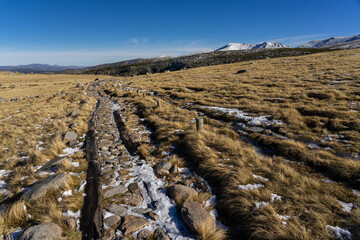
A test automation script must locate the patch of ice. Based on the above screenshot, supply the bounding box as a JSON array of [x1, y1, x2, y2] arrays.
[[327, 225, 352, 240], [63, 210, 81, 218], [271, 193, 283, 202], [201, 106, 283, 126], [238, 183, 264, 190], [70, 161, 80, 167], [339, 201, 354, 212], [59, 147, 79, 157], [77, 180, 86, 192], [125, 154, 193, 239], [322, 178, 336, 183], [353, 189, 360, 197], [253, 174, 269, 182], [57, 197, 62, 202], [62, 190, 72, 197], [254, 201, 269, 209]]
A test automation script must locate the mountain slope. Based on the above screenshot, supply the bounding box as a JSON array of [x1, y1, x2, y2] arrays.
[[299, 34, 360, 48]]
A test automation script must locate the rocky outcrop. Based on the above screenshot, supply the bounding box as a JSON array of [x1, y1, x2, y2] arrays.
[[21, 172, 70, 201], [63, 131, 78, 142]]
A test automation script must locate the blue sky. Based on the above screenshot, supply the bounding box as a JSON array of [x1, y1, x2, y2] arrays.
[[0, 0, 359, 66]]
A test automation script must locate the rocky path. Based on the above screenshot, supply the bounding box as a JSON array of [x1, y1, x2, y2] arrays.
[[81, 83, 219, 239]]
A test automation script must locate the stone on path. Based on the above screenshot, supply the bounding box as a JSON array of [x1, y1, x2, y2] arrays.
[[153, 228, 170, 240], [107, 204, 127, 216], [137, 229, 153, 240], [154, 161, 172, 175], [122, 193, 143, 206], [104, 215, 121, 228], [181, 202, 215, 234], [128, 182, 140, 194], [168, 184, 198, 204], [119, 215, 149, 235], [18, 223, 62, 240], [104, 185, 127, 198]]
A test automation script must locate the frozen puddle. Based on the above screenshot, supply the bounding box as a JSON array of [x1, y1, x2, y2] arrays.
[[124, 153, 193, 239], [201, 106, 283, 126]]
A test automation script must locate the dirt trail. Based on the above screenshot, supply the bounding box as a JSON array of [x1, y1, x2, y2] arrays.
[[80, 82, 220, 239]]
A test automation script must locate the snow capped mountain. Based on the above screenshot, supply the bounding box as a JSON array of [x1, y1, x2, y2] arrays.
[[215, 41, 288, 51], [299, 34, 360, 48]]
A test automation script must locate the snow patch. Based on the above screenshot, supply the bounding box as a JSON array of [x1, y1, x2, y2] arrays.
[[327, 225, 352, 240], [238, 183, 264, 190]]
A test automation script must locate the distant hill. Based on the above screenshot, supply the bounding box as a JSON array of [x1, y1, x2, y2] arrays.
[[299, 34, 360, 48], [79, 48, 333, 77], [0, 64, 84, 73]]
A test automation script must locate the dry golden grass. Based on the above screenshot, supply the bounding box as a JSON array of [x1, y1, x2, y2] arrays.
[[98, 48, 360, 239], [0, 73, 114, 237]]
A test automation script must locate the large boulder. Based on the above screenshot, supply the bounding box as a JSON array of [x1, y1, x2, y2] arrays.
[[119, 215, 149, 235], [168, 184, 198, 204], [181, 202, 215, 234], [22, 173, 70, 201], [17, 223, 62, 240], [104, 215, 121, 228]]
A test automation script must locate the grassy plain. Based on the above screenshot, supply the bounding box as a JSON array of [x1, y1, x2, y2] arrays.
[[101, 48, 360, 239]]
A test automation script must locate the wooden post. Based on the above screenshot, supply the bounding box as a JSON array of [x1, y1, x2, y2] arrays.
[[157, 100, 161, 108], [196, 117, 204, 132]]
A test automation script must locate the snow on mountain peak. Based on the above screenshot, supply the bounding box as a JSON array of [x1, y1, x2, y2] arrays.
[[215, 41, 288, 51]]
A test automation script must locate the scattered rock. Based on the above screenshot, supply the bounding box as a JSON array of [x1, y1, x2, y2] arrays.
[[119, 215, 149, 235], [76, 82, 84, 88], [104, 185, 127, 198], [63, 217, 77, 230], [153, 228, 170, 240], [101, 229, 115, 240], [122, 193, 143, 206], [69, 110, 81, 117], [154, 161, 172, 175], [131, 207, 151, 215], [181, 202, 215, 234], [168, 184, 198, 204], [137, 229, 153, 240], [128, 182, 140, 194], [147, 211, 159, 221], [68, 139, 77, 147], [107, 204, 127, 216], [104, 215, 121, 228], [0, 97, 6, 103], [22, 173, 70, 201], [105, 178, 116, 185], [63, 131, 78, 142], [18, 223, 62, 240], [236, 69, 247, 74]]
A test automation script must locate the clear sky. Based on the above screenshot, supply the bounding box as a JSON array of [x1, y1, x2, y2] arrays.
[[0, 0, 359, 66]]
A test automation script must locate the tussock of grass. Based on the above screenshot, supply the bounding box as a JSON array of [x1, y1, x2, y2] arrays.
[[196, 220, 227, 240]]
